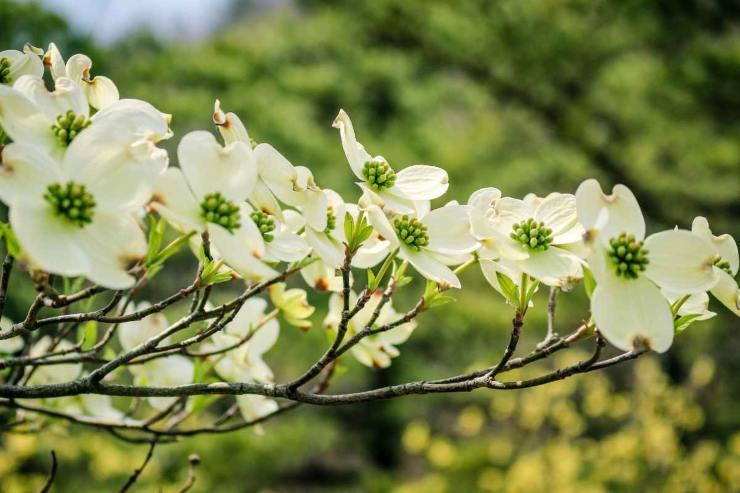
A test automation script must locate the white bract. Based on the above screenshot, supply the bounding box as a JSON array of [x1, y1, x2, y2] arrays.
[[324, 290, 416, 368], [118, 302, 172, 352], [202, 298, 280, 421], [0, 45, 43, 86], [269, 283, 315, 330], [0, 74, 168, 167], [134, 355, 195, 411], [576, 179, 718, 353], [333, 109, 448, 214], [44, 42, 119, 110], [367, 203, 478, 289], [0, 141, 152, 288], [691, 217, 739, 316], [469, 188, 585, 288]]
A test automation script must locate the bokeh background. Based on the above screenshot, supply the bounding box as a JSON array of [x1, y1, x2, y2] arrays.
[[1, 0, 739, 491]]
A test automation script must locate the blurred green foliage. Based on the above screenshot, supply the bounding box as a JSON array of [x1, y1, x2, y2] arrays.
[[1, 0, 739, 491]]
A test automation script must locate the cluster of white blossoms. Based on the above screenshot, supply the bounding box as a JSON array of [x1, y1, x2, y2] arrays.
[[0, 44, 737, 421]]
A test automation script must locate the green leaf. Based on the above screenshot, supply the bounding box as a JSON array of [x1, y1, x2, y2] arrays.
[[524, 279, 540, 306], [146, 227, 195, 279], [0, 223, 21, 257], [200, 258, 234, 286], [422, 280, 457, 309], [368, 248, 398, 291], [583, 267, 596, 299], [77, 321, 98, 350], [496, 272, 519, 307], [343, 211, 354, 246], [674, 313, 703, 334]]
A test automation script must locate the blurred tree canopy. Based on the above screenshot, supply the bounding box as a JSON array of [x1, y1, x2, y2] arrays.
[[1, 0, 738, 491]]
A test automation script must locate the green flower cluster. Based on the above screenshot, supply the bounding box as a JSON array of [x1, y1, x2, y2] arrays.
[[0, 57, 11, 84], [325, 205, 337, 232], [52, 110, 91, 146], [250, 210, 276, 242], [511, 218, 553, 251], [608, 233, 650, 279], [394, 215, 428, 251], [200, 192, 241, 232], [362, 159, 396, 192], [44, 181, 96, 227]]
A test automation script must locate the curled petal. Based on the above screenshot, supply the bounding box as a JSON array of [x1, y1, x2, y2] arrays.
[[213, 99, 250, 145], [333, 109, 372, 179]]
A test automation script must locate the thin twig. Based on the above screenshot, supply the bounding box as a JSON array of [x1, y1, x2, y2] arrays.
[[39, 450, 58, 493], [117, 441, 156, 493]]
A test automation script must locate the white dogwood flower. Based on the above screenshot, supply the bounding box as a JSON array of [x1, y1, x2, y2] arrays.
[[202, 298, 280, 421], [0, 142, 148, 288], [301, 189, 390, 270], [204, 298, 279, 384], [469, 188, 585, 288], [151, 130, 287, 281], [24, 336, 82, 385], [576, 179, 718, 353], [116, 305, 194, 410], [212, 100, 283, 219], [269, 283, 315, 330], [324, 290, 416, 368], [118, 302, 172, 352], [135, 355, 194, 411], [333, 109, 449, 214], [44, 42, 119, 110], [366, 203, 478, 289], [0, 45, 43, 85], [691, 216, 739, 316], [255, 142, 328, 231], [0, 76, 171, 190]]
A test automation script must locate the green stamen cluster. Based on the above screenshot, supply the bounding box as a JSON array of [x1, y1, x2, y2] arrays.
[[250, 210, 276, 242], [362, 159, 396, 192], [44, 182, 95, 227], [200, 192, 241, 232], [393, 215, 428, 251], [325, 205, 337, 232], [713, 255, 732, 275], [51, 110, 91, 146], [608, 233, 649, 279], [510, 218, 553, 251], [0, 57, 11, 84]]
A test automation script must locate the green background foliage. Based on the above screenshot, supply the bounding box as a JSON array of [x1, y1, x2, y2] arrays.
[[0, 0, 738, 491]]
